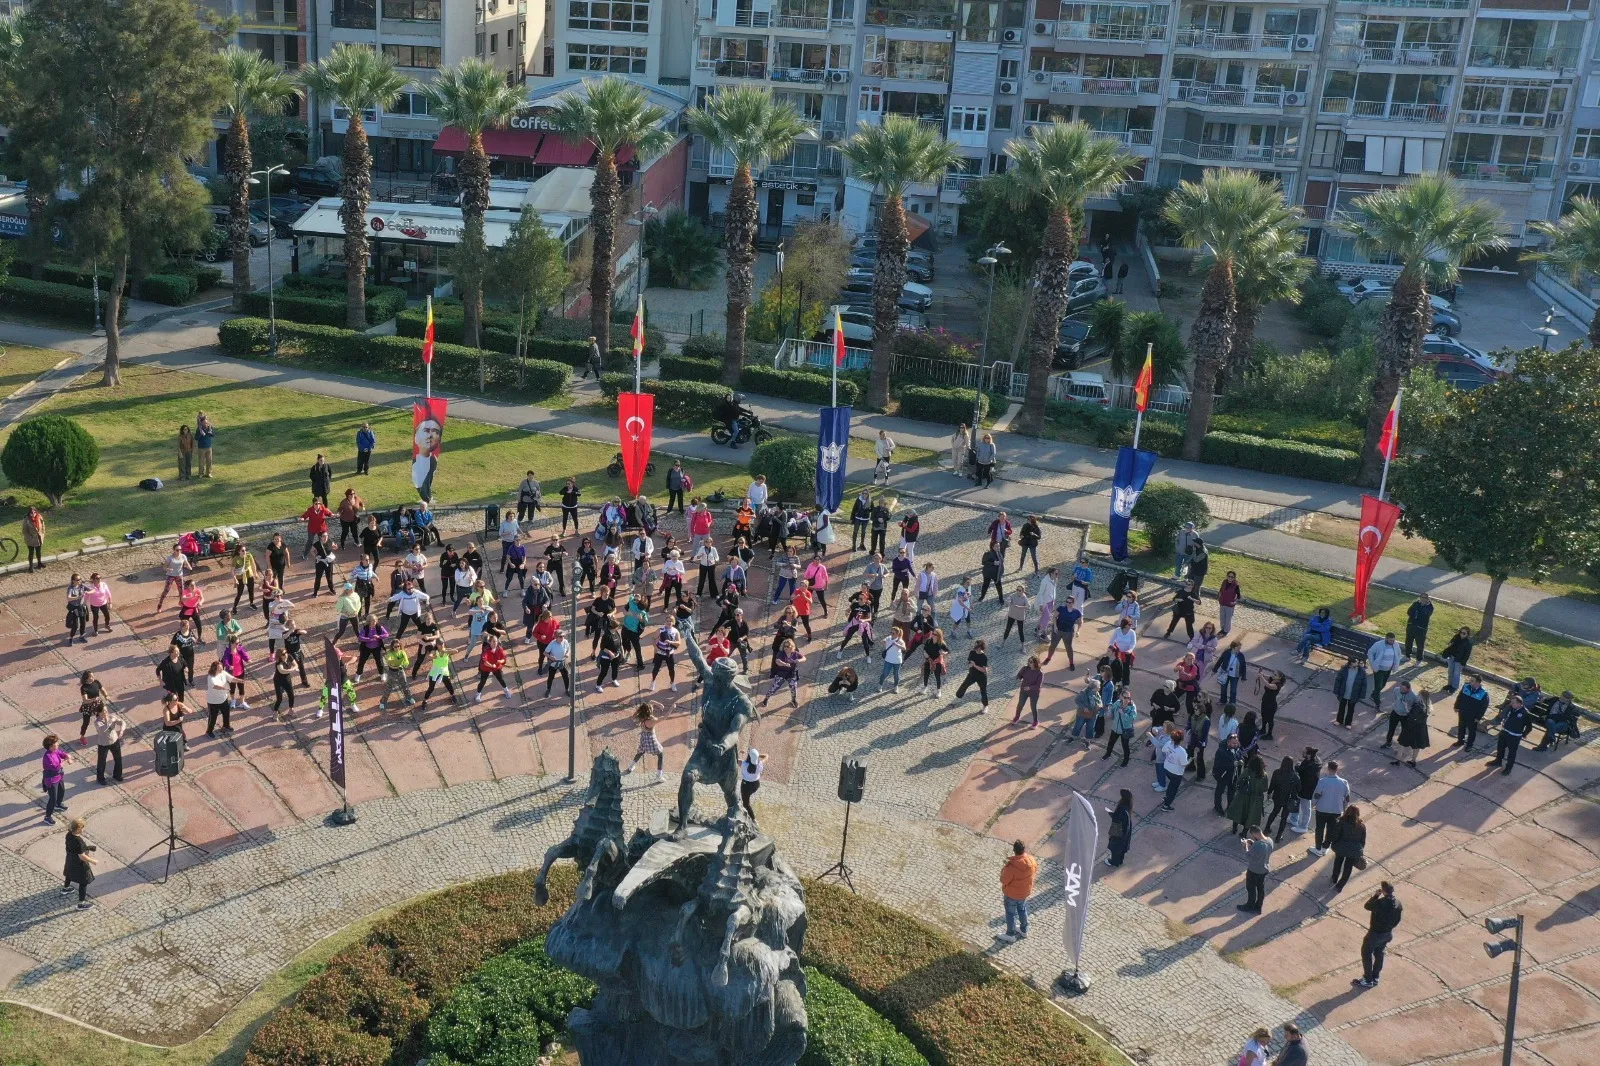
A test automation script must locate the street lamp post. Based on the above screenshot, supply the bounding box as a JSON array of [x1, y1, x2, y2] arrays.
[[971, 243, 1010, 437], [90, 261, 104, 338], [250, 164, 290, 358], [625, 199, 658, 308], [567, 558, 582, 782], [775, 246, 786, 341], [1529, 306, 1559, 351], [1484, 915, 1525, 1066]]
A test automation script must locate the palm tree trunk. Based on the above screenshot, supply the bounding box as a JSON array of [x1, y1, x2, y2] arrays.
[[1181, 260, 1236, 460], [227, 112, 253, 313], [868, 193, 908, 410], [1227, 298, 1262, 386], [459, 133, 491, 349], [339, 114, 372, 331], [102, 253, 127, 387], [721, 162, 757, 387], [589, 151, 620, 353], [1013, 207, 1074, 436], [1358, 272, 1429, 485]]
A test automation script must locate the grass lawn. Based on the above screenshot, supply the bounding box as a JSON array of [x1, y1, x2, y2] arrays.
[[1091, 525, 1600, 705], [218, 349, 577, 410], [0, 364, 752, 551], [0, 344, 71, 401], [0, 905, 392, 1066]]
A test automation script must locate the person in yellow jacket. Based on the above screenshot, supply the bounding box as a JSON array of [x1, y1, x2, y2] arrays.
[[999, 840, 1038, 942], [379, 641, 415, 710], [419, 647, 458, 711], [316, 675, 359, 721]]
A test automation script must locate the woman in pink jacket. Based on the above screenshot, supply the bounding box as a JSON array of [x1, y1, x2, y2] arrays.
[[803, 555, 830, 617], [221, 635, 251, 710]]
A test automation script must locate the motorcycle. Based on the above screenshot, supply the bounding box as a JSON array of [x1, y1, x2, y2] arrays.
[[710, 413, 773, 446]]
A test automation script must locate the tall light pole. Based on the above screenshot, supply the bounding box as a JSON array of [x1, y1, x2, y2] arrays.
[[250, 164, 290, 358], [567, 558, 582, 782], [1484, 915, 1524, 1066], [625, 198, 658, 308], [775, 245, 786, 341], [971, 242, 1010, 435], [1529, 306, 1558, 351]]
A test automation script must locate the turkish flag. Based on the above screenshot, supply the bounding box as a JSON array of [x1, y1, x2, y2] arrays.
[[1353, 493, 1402, 623], [1377, 392, 1401, 461], [422, 297, 435, 366], [617, 391, 655, 497]]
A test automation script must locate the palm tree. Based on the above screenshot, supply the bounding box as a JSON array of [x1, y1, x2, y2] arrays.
[[548, 76, 671, 352], [1340, 175, 1503, 483], [299, 45, 407, 330], [221, 46, 300, 312], [1526, 196, 1600, 348], [421, 59, 525, 349], [686, 86, 810, 386], [1164, 169, 1301, 460], [998, 122, 1132, 434], [1227, 224, 1311, 383], [842, 117, 961, 409]]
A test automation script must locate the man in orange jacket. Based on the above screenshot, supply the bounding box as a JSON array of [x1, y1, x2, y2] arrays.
[[999, 839, 1037, 942]]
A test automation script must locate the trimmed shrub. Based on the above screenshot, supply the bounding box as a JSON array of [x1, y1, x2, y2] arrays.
[[741, 364, 861, 407], [244, 283, 408, 326], [1209, 411, 1361, 451], [598, 374, 731, 428], [681, 332, 725, 362], [1201, 430, 1361, 483], [802, 967, 929, 1066], [897, 384, 987, 425], [1130, 481, 1210, 555], [659, 353, 723, 383], [1, 415, 100, 507], [136, 273, 197, 306], [423, 937, 595, 1066], [534, 313, 590, 341], [1136, 419, 1185, 459], [0, 276, 124, 328], [7, 261, 130, 294], [748, 435, 816, 502]]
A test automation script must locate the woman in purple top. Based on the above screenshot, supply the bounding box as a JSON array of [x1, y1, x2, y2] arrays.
[[41, 734, 67, 824], [1014, 655, 1045, 728], [889, 548, 914, 598], [354, 616, 390, 681], [763, 638, 806, 707]]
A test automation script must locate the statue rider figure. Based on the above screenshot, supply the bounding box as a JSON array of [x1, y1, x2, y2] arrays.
[[675, 625, 760, 837]]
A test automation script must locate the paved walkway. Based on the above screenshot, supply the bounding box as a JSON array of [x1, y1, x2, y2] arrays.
[[0, 499, 1595, 1066]]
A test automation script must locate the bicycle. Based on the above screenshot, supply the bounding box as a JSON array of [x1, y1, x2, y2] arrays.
[[0, 536, 17, 564]]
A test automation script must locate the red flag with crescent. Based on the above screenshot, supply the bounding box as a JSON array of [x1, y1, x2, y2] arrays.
[[617, 391, 655, 496], [1353, 493, 1402, 622], [1377, 391, 1401, 461]]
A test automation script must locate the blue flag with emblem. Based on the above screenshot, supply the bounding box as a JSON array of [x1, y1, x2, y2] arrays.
[[1109, 445, 1159, 562], [815, 406, 852, 512]]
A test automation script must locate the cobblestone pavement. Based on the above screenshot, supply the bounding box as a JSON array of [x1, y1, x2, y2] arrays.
[[0, 498, 1595, 1066]]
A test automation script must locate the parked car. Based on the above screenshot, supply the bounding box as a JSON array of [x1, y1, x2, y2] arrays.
[[1054, 316, 1107, 369], [1057, 370, 1111, 406], [1421, 334, 1499, 389], [850, 251, 932, 282], [288, 164, 341, 198], [828, 305, 926, 333], [1339, 277, 1455, 313], [1066, 275, 1107, 314], [1069, 259, 1100, 283], [1430, 306, 1462, 337], [249, 195, 310, 238], [841, 274, 933, 311], [205, 205, 269, 248], [818, 318, 874, 346]]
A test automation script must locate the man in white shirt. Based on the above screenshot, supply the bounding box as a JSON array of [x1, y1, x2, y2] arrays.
[[873, 430, 897, 485], [1367, 633, 1401, 708], [387, 580, 430, 638], [1307, 760, 1351, 857], [747, 475, 769, 512]]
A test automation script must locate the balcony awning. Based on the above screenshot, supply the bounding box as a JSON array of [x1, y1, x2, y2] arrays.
[[433, 127, 544, 160], [906, 209, 933, 249], [537, 136, 597, 167]]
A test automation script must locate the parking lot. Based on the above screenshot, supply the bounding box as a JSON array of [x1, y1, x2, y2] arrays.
[[1445, 269, 1587, 355]]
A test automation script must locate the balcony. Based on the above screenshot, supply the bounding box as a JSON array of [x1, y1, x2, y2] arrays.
[[734, 9, 771, 27], [1319, 97, 1450, 121], [1337, 0, 1468, 7], [1087, 127, 1156, 151], [770, 66, 851, 86], [941, 172, 980, 202], [696, 58, 769, 79], [865, 8, 956, 30], [1174, 29, 1293, 54], [1056, 21, 1165, 44], [1162, 138, 1301, 165], [1331, 44, 1458, 66], [1045, 73, 1162, 99], [1170, 81, 1297, 111], [1447, 160, 1553, 182], [1466, 45, 1580, 72], [1456, 109, 1562, 129], [864, 60, 951, 82]]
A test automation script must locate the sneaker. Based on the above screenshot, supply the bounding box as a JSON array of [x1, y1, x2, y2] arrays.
[[1151, 781, 1164, 791], [1161, 803, 1174, 811], [77, 901, 93, 910], [997, 932, 1017, 943], [935, 687, 944, 698], [656, 770, 665, 782], [1355, 978, 1376, 988], [1308, 847, 1325, 857], [60, 885, 74, 895], [43, 816, 55, 825], [475, 692, 485, 703], [980, 704, 988, 714], [239, 701, 250, 710]]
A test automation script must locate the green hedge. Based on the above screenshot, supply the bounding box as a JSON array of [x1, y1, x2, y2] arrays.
[[245, 282, 408, 326], [0, 276, 124, 328], [423, 936, 595, 1066], [659, 353, 723, 383], [681, 333, 724, 361], [803, 967, 929, 1066], [137, 273, 197, 306], [742, 364, 861, 407], [219, 318, 570, 402], [6, 260, 130, 294], [1201, 430, 1361, 483], [749, 435, 815, 502], [599, 374, 731, 428], [1131, 481, 1211, 555], [1209, 411, 1362, 451], [396, 308, 655, 370], [898, 385, 988, 425]]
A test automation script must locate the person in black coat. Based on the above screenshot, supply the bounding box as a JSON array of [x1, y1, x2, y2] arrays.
[[1164, 582, 1197, 640], [978, 546, 1004, 602], [1333, 658, 1368, 728], [1212, 736, 1240, 815], [1357, 882, 1403, 987], [1149, 679, 1181, 734], [1266, 756, 1298, 841], [1452, 675, 1490, 753], [1440, 626, 1472, 693], [1403, 593, 1433, 661], [308, 454, 333, 505], [1329, 805, 1367, 892], [1106, 788, 1134, 866], [63, 817, 97, 908], [1292, 748, 1321, 834]]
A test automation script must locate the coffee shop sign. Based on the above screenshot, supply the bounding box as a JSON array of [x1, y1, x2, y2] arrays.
[[509, 110, 561, 131], [370, 214, 464, 241]]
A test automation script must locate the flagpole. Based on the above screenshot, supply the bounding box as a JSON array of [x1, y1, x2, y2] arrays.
[[634, 294, 644, 394], [1377, 386, 1402, 502], [831, 345, 838, 408], [1131, 342, 1151, 449], [424, 296, 432, 399]]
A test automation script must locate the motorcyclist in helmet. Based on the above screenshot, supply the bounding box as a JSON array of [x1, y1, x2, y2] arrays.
[[714, 392, 757, 449]]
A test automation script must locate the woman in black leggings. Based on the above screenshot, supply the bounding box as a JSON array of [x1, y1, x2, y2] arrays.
[[954, 639, 989, 712]]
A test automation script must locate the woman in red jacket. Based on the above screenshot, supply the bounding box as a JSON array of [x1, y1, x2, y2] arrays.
[[475, 635, 511, 701]]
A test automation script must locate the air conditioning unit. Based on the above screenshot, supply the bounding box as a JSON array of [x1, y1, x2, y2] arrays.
[[1025, 123, 1040, 137], [1284, 91, 1306, 107], [1002, 28, 1021, 43], [823, 129, 840, 142], [1032, 71, 1048, 83], [1570, 159, 1588, 174], [829, 69, 849, 83], [999, 79, 1017, 95], [1293, 33, 1318, 52], [1034, 21, 1050, 35]]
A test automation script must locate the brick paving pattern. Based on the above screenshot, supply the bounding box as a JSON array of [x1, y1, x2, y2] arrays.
[[0, 496, 1595, 1066]]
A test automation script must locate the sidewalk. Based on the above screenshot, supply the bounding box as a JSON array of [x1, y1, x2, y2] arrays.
[[4, 311, 1599, 643]]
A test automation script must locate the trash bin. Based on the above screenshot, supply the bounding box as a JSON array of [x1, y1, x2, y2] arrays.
[[483, 504, 500, 536]]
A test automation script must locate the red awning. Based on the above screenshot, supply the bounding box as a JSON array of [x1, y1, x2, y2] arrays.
[[536, 136, 596, 167], [433, 127, 543, 159], [614, 145, 636, 167]]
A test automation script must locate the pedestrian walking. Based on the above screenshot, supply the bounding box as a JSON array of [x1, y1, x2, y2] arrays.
[[1238, 826, 1273, 914], [1272, 1025, 1307, 1066], [954, 638, 991, 713], [1381, 681, 1421, 748], [1487, 696, 1531, 775], [308, 453, 334, 506], [1307, 760, 1350, 856], [1441, 627, 1472, 693], [738, 748, 765, 819], [40, 734, 67, 823], [1106, 788, 1134, 865], [1102, 690, 1138, 763], [973, 433, 998, 487], [1237, 1028, 1272, 1066], [355, 422, 376, 474], [1175, 521, 1199, 579], [1258, 669, 1286, 739], [1366, 633, 1401, 706], [1289, 747, 1321, 834], [63, 817, 98, 909], [1115, 261, 1128, 293], [873, 429, 896, 485], [1217, 571, 1241, 634], [1355, 882, 1402, 988], [1265, 755, 1296, 841], [1329, 805, 1368, 892], [584, 336, 605, 379], [1227, 753, 1268, 836], [1452, 674, 1489, 752], [1044, 597, 1081, 668], [1108, 617, 1137, 686], [998, 840, 1036, 942], [155, 546, 191, 613], [1393, 688, 1432, 768], [177, 424, 194, 480], [1333, 656, 1368, 728], [1158, 727, 1189, 810], [1403, 593, 1433, 660], [665, 460, 686, 514], [22, 506, 46, 571], [1002, 586, 1030, 646], [1212, 735, 1240, 815], [950, 423, 972, 477]]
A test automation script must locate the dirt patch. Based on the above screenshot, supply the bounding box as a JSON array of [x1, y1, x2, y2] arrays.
[[1158, 281, 1319, 354]]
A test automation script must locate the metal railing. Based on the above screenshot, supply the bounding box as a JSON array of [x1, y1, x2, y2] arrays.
[[1174, 29, 1292, 51], [1456, 110, 1562, 129], [734, 9, 771, 26], [1446, 160, 1554, 182], [942, 173, 980, 193], [865, 8, 956, 30], [1333, 44, 1458, 66], [1057, 20, 1165, 43], [1170, 81, 1290, 109], [1049, 74, 1162, 96], [864, 60, 952, 81], [1319, 97, 1449, 121], [1082, 127, 1156, 147], [696, 58, 769, 79], [771, 66, 849, 84], [773, 11, 830, 31], [776, 337, 873, 372], [1467, 45, 1580, 71], [1162, 138, 1300, 163], [1344, 0, 1468, 7]]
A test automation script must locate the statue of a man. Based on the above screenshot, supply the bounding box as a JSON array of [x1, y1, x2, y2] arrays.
[[675, 625, 760, 837]]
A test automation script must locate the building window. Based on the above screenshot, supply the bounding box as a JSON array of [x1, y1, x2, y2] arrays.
[[696, 36, 767, 79], [999, 58, 1019, 80], [491, 33, 499, 52], [950, 105, 989, 132], [382, 0, 440, 18], [1574, 129, 1600, 160], [994, 103, 1013, 130], [333, 0, 376, 28], [568, 42, 649, 74], [387, 91, 431, 116], [383, 44, 441, 68], [796, 192, 816, 206], [333, 104, 380, 123], [568, 0, 650, 32]]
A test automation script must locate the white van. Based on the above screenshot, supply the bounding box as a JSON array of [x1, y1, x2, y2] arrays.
[[1058, 371, 1110, 406]]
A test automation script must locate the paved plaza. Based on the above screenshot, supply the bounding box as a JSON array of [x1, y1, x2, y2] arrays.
[[0, 497, 1596, 1066]]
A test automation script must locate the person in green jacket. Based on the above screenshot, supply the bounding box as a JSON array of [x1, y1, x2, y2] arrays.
[[419, 646, 458, 711], [379, 641, 414, 710], [1226, 752, 1269, 836], [316, 675, 359, 720]]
